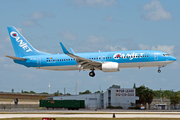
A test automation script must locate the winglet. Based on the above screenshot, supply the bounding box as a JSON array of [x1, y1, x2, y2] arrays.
[[59, 42, 71, 54], [69, 48, 75, 54]]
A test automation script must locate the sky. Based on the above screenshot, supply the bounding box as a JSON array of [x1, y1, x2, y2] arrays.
[[0, 0, 180, 94]]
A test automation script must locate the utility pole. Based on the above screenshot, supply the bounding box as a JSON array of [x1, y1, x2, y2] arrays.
[[49, 83, 50, 94], [75, 79, 78, 95], [160, 88, 162, 104], [64, 88, 66, 95]]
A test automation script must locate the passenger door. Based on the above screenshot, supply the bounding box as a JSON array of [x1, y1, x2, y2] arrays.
[[37, 58, 41, 66], [154, 54, 158, 60]]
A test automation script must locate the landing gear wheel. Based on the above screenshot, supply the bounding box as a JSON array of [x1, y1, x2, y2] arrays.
[[89, 71, 95, 77], [158, 70, 161, 73]]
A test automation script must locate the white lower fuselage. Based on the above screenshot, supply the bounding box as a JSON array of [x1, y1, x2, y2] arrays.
[[38, 61, 173, 71]]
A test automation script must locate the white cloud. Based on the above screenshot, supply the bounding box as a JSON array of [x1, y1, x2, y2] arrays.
[[59, 30, 78, 41], [22, 11, 53, 27], [151, 45, 174, 55], [77, 35, 108, 52], [31, 11, 53, 20], [86, 35, 106, 43], [5, 37, 10, 42], [139, 44, 150, 50], [0, 57, 5, 63], [139, 44, 174, 55], [0, 45, 3, 49], [3, 64, 17, 70], [141, 0, 172, 21], [21, 74, 37, 81], [105, 15, 115, 21], [16, 28, 22, 33], [22, 20, 38, 27], [74, 0, 117, 7], [107, 45, 128, 51]]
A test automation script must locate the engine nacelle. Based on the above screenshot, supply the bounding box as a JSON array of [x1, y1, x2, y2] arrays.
[[102, 62, 119, 72]]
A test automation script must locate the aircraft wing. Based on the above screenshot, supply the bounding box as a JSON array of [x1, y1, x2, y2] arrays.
[[60, 42, 102, 70]]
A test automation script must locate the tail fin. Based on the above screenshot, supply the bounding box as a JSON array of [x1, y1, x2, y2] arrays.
[[7, 26, 49, 57]]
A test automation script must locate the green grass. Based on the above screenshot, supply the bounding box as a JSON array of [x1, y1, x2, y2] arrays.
[[1, 112, 180, 115], [1, 118, 180, 120]]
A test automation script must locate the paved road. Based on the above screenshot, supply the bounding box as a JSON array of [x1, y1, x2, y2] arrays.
[[1, 109, 180, 118], [1, 109, 180, 113], [1, 113, 180, 118]]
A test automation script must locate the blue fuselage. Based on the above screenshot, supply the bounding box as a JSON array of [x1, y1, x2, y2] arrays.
[[14, 50, 176, 71]]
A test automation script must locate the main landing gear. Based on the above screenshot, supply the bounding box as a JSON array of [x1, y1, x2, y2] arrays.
[[89, 69, 95, 77], [158, 67, 161, 73]]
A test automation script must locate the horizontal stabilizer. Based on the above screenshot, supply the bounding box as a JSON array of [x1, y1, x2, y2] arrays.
[[5, 55, 27, 61]]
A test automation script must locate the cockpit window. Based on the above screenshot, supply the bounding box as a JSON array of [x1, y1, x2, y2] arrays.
[[163, 54, 169, 56]]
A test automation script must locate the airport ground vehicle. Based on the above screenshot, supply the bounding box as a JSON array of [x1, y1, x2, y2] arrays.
[[39, 100, 85, 110]]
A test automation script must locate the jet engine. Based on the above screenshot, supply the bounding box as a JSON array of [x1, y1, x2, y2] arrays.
[[102, 62, 119, 72]]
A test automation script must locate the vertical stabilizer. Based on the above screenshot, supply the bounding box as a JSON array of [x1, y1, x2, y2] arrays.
[[7, 26, 49, 57]]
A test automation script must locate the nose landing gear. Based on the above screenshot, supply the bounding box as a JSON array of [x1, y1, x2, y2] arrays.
[[89, 69, 95, 77]]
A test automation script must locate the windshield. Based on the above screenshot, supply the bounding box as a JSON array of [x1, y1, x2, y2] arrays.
[[163, 54, 169, 56]]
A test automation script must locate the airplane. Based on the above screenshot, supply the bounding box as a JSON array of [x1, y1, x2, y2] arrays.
[[6, 26, 176, 77]]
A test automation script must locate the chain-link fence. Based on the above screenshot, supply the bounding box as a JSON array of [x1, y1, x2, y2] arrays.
[[0, 104, 39, 109]]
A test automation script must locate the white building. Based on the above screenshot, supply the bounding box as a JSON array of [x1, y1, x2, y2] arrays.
[[48, 85, 139, 109]]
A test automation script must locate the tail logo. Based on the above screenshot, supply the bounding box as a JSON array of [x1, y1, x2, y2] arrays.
[[10, 31, 32, 52]]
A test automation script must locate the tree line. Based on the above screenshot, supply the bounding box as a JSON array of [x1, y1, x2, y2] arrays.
[[134, 84, 180, 106]]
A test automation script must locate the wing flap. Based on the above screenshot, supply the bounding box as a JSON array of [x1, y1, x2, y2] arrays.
[[60, 42, 102, 70]]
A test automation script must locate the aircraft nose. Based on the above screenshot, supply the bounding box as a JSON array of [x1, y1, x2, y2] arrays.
[[169, 56, 177, 61]]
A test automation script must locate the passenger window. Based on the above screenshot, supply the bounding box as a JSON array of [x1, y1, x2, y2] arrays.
[[147, 55, 149, 57]]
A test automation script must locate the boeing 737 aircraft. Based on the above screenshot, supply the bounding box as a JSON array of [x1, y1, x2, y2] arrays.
[[6, 26, 176, 77]]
